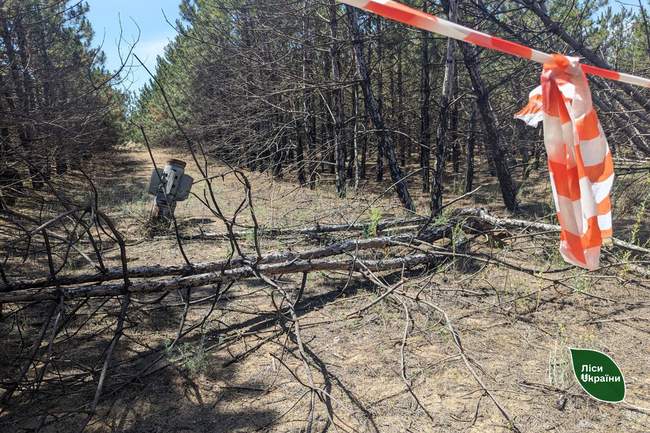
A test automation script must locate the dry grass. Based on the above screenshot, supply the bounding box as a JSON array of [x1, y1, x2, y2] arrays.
[[1, 144, 649, 433]]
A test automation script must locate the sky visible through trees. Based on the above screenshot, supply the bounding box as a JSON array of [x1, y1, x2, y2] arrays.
[[85, 0, 181, 91], [2, 2, 650, 432]]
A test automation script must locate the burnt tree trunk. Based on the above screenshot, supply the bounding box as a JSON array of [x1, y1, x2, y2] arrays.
[[397, 51, 406, 166], [375, 17, 385, 182], [360, 97, 368, 180], [461, 45, 518, 211], [329, 0, 346, 197], [295, 124, 306, 185], [303, 0, 318, 188], [350, 83, 360, 189], [431, 0, 458, 214], [419, 0, 432, 193], [347, 6, 416, 212], [465, 104, 478, 193], [450, 75, 460, 174]]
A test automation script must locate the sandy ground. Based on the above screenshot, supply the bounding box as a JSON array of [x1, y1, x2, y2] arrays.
[[1, 143, 649, 433]]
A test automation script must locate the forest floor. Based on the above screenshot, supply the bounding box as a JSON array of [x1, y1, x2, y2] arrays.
[[2, 143, 650, 433]]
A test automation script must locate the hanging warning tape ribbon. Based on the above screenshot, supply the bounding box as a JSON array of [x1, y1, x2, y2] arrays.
[[339, 0, 650, 89]]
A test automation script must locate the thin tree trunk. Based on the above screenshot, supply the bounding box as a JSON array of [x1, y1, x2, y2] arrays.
[[347, 6, 416, 212], [450, 75, 460, 174], [346, 85, 355, 179], [419, 0, 432, 193], [465, 104, 478, 193], [511, 80, 531, 179], [360, 106, 368, 179], [431, 0, 458, 214], [302, 0, 316, 188], [352, 83, 360, 189], [296, 124, 306, 185], [15, 15, 48, 188], [329, 0, 346, 197], [461, 44, 518, 211], [274, 117, 286, 178], [2, 16, 42, 190], [397, 49, 406, 166], [375, 17, 384, 182], [640, 0, 650, 56]]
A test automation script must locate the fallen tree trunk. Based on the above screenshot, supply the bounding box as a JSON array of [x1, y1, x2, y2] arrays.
[[457, 208, 650, 256], [0, 253, 445, 303], [6, 208, 646, 298], [177, 217, 429, 241], [1, 225, 451, 293]]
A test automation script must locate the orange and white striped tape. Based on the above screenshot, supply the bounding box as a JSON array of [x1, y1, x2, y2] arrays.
[[516, 55, 613, 270], [340, 0, 650, 88], [341, 0, 633, 269]]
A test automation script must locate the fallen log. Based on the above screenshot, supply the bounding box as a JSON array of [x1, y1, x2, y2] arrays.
[[1, 225, 451, 293], [174, 216, 428, 240], [0, 253, 445, 303], [457, 208, 650, 256]]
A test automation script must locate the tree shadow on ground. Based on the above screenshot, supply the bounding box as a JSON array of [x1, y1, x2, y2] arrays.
[[104, 358, 276, 433], [0, 295, 277, 433]]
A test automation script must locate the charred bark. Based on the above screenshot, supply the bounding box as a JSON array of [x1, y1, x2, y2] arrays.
[[431, 0, 458, 214], [419, 0, 433, 193], [347, 6, 416, 211], [461, 45, 518, 211], [329, 0, 346, 197]]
